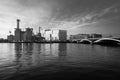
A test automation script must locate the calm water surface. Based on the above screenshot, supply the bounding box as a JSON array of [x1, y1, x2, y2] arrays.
[[0, 43, 120, 79]]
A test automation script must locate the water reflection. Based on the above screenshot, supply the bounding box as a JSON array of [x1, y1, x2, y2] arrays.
[[0, 43, 120, 80], [14, 43, 34, 71], [32, 43, 41, 66], [14, 43, 68, 70], [23, 43, 33, 53], [15, 43, 22, 57], [57, 43, 67, 64], [58, 43, 67, 57], [14, 43, 22, 74]]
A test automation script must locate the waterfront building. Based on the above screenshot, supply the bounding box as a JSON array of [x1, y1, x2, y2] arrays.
[[70, 34, 90, 40], [15, 28, 22, 42], [36, 27, 44, 41], [21, 31, 25, 42], [43, 29, 67, 41], [55, 30, 67, 41], [23, 28, 33, 42], [14, 19, 22, 42], [90, 34, 102, 38], [32, 27, 45, 42], [7, 35, 14, 42], [9, 19, 68, 42], [70, 33, 103, 40], [43, 29, 52, 41]]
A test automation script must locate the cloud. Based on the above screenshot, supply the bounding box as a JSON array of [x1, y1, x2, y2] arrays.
[[0, 0, 120, 38]]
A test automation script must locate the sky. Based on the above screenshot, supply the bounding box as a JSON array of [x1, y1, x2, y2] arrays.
[[0, 0, 120, 38]]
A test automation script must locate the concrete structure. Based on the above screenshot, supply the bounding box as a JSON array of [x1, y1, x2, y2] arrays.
[[23, 28, 33, 42], [43, 29, 53, 41], [43, 29, 67, 41], [15, 28, 21, 42], [32, 27, 45, 42], [21, 31, 25, 42], [94, 38, 120, 45], [7, 35, 14, 42], [14, 19, 22, 42], [10, 19, 68, 42], [80, 39, 92, 44], [90, 34, 102, 38], [70, 33, 102, 40], [37, 27, 43, 41], [14, 19, 45, 42], [70, 34, 90, 40], [17, 19, 20, 29]]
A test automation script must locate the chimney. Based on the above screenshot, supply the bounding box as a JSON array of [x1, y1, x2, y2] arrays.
[[39, 27, 41, 33], [17, 19, 20, 29]]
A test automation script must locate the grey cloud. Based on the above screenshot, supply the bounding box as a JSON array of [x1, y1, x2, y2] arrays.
[[51, 0, 120, 20], [14, 0, 120, 22]]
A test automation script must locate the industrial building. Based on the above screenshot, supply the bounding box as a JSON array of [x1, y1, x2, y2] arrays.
[[23, 28, 33, 42], [14, 19, 22, 42], [13, 19, 34, 42], [7, 19, 67, 42], [7, 35, 14, 42]]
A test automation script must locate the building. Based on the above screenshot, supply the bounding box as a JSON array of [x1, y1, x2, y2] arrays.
[[90, 34, 102, 38], [70, 34, 90, 40], [36, 27, 44, 41], [43, 29, 52, 41], [7, 35, 14, 42], [21, 31, 25, 42], [15, 28, 22, 42], [43, 29, 67, 41], [70, 33, 103, 40], [32, 27, 45, 42], [14, 19, 22, 42], [10, 19, 68, 42], [23, 28, 33, 42]]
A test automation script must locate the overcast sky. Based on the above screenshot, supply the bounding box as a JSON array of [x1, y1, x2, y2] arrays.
[[0, 0, 120, 38]]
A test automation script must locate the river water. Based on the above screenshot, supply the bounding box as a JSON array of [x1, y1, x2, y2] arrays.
[[0, 43, 120, 80]]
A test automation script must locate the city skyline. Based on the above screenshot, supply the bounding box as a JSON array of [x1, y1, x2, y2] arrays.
[[0, 0, 120, 38]]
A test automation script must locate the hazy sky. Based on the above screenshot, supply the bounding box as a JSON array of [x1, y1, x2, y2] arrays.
[[0, 0, 120, 38]]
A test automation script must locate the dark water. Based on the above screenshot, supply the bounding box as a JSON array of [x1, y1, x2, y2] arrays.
[[0, 43, 120, 80]]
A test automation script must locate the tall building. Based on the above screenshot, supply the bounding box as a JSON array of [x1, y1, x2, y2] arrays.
[[14, 19, 22, 42], [59, 30, 67, 41]]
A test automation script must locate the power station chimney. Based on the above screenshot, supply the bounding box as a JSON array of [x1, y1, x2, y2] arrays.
[[39, 27, 41, 33], [17, 19, 20, 29]]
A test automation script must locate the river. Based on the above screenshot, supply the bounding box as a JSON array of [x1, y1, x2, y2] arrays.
[[0, 43, 120, 80]]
